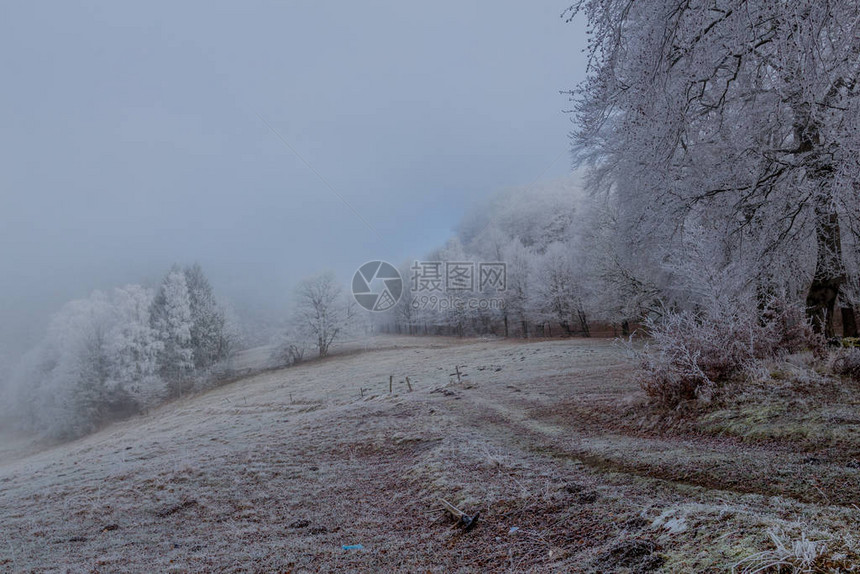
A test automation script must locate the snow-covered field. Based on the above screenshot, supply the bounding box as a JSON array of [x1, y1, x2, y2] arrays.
[[1, 336, 858, 572]]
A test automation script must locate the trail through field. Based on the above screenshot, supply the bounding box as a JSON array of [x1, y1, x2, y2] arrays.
[[1, 337, 858, 572]]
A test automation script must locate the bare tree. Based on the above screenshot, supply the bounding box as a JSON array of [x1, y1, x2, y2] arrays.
[[293, 271, 353, 358]]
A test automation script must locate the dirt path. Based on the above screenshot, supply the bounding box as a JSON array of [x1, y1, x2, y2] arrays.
[[445, 364, 860, 508], [1, 337, 858, 572]]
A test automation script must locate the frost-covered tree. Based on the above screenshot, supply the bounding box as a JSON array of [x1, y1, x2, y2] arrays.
[[408, 176, 596, 338], [577, 195, 661, 331], [501, 239, 534, 338], [569, 0, 860, 337], [106, 285, 165, 408], [293, 271, 354, 358], [449, 177, 591, 337], [7, 289, 159, 438], [6, 265, 238, 438], [151, 268, 194, 393], [432, 238, 478, 337], [44, 294, 116, 437], [459, 179, 582, 256], [184, 264, 231, 368], [390, 259, 421, 335], [534, 242, 590, 336]]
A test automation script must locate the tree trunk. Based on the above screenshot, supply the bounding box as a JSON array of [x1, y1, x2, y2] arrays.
[[842, 306, 858, 338], [560, 321, 572, 337], [805, 204, 844, 339], [795, 109, 845, 339], [577, 309, 591, 338]]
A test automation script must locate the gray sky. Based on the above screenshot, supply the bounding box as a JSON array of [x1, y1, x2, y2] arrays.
[[0, 1, 587, 363]]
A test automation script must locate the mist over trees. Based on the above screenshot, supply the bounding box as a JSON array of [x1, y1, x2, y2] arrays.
[[374, 0, 860, 354], [3, 265, 238, 439], [7, 0, 860, 438], [368, 0, 860, 406], [377, 178, 604, 339], [273, 179, 605, 355]]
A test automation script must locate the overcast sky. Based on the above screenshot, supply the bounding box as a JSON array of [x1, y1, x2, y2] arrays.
[[0, 1, 588, 364]]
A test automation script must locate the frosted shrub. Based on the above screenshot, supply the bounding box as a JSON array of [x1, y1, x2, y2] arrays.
[[759, 299, 826, 360], [832, 349, 860, 382], [637, 308, 756, 407], [270, 342, 305, 368], [732, 528, 860, 573], [637, 299, 822, 407]]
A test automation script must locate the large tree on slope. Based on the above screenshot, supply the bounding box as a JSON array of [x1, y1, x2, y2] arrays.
[[569, 0, 860, 336]]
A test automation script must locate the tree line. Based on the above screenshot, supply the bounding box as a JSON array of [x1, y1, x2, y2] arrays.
[[4, 264, 238, 438], [379, 179, 602, 339]]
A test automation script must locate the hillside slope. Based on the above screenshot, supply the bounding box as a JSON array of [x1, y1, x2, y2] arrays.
[[1, 337, 858, 572]]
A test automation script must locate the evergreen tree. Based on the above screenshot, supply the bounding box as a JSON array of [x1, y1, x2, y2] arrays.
[[184, 264, 228, 369], [151, 267, 194, 395]]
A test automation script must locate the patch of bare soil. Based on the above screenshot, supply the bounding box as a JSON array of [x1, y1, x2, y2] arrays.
[[1, 337, 859, 572]]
